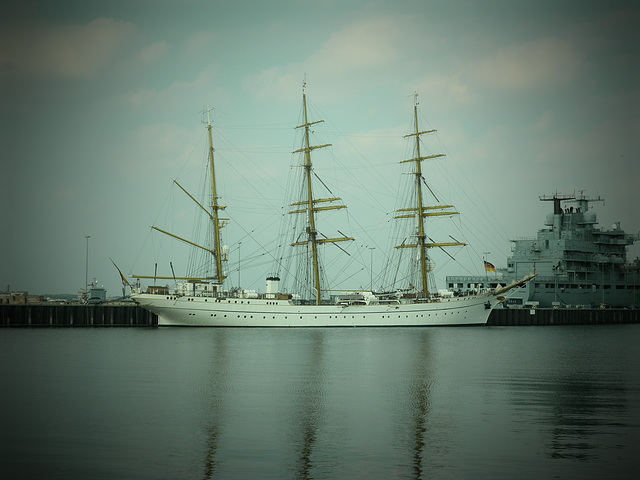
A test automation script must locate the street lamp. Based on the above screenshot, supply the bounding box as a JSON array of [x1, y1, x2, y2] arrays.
[[368, 247, 375, 291], [84, 235, 91, 301], [483, 252, 491, 285], [238, 241, 242, 288]]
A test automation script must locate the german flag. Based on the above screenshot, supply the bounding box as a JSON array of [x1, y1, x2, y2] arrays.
[[484, 261, 496, 272]]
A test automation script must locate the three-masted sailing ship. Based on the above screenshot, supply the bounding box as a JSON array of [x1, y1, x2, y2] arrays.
[[131, 88, 532, 326]]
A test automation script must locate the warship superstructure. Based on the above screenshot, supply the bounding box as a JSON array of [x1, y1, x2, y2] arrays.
[[447, 193, 639, 308]]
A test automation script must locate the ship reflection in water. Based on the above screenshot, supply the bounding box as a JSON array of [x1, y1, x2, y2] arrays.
[[1, 326, 638, 479]]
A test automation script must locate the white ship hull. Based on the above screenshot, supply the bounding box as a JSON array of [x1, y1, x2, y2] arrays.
[[131, 292, 496, 327]]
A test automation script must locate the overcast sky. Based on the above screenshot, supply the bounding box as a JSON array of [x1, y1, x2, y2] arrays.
[[2, 0, 638, 297]]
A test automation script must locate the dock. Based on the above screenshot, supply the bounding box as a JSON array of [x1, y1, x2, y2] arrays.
[[0, 304, 157, 327], [487, 307, 639, 326], [1, 304, 638, 327]]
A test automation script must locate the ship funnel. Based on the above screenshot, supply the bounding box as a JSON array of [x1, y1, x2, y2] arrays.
[[266, 276, 280, 299]]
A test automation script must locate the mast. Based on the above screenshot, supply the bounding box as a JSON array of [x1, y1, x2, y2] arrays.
[[395, 93, 464, 296], [203, 107, 227, 285], [289, 84, 353, 305], [302, 91, 322, 304]]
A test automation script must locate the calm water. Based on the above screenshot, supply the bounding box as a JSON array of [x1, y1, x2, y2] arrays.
[[1, 325, 638, 479]]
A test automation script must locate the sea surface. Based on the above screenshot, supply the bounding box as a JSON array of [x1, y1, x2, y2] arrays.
[[1, 325, 639, 479]]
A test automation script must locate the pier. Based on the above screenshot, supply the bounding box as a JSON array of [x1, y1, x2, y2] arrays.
[[0, 304, 157, 327], [0, 304, 638, 327], [487, 307, 639, 326]]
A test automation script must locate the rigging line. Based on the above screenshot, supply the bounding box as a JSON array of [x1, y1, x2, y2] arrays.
[[428, 132, 511, 250], [227, 209, 299, 284], [318, 231, 351, 256], [322, 131, 401, 138], [130, 223, 157, 276], [422, 177, 440, 203], [174, 127, 209, 184], [325, 145, 393, 214], [313, 171, 336, 197], [306, 99, 397, 210], [334, 266, 366, 287], [215, 122, 293, 129], [214, 151, 282, 211], [419, 135, 511, 267], [428, 236, 457, 261], [214, 128, 288, 199], [345, 209, 389, 257]]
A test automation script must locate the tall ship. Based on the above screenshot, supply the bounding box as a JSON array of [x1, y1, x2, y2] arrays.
[[130, 88, 532, 326], [447, 193, 639, 308]]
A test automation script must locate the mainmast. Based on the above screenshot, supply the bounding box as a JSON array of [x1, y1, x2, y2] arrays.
[[203, 107, 227, 285], [395, 94, 464, 296], [289, 85, 353, 305]]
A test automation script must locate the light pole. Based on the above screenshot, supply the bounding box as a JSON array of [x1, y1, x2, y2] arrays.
[[483, 252, 491, 285], [601, 256, 605, 306], [368, 247, 375, 291], [84, 235, 91, 301], [238, 241, 242, 289]]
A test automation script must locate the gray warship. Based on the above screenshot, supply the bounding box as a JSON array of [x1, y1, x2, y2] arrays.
[[447, 192, 639, 308]]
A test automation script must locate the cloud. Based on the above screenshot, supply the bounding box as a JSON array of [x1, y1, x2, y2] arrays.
[[184, 31, 217, 55], [138, 41, 171, 64], [308, 15, 408, 73], [242, 67, 300, 102], [126, 65, 221, 109], [411, 73, 473, 107], [0, 17, 136, 79], [472, 36, 585, 90], [532, 111, 554, 133], [242, 15, 415, 101]]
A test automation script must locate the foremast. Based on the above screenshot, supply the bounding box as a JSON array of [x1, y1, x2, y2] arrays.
[[132, 108, 228, 286], [395, 94, 465, 297], [289, 86, 354, 305], [203, 107, 228, 285]]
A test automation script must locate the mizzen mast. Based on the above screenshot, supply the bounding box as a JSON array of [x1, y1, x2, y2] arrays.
[[289, 85, 353, 305], [203, 106, 227, 284], [395, 93, 465, 296]]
